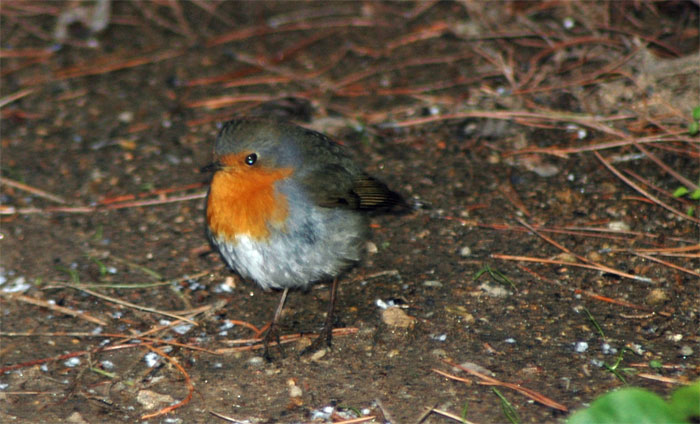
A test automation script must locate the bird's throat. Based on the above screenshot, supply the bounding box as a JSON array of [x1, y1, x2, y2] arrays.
[[207, 167, 292, 241]]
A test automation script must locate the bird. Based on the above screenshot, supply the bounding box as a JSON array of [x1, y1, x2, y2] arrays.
[[203, 118, 404, 358]]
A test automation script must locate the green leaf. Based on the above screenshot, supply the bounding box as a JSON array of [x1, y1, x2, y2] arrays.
[[648, 360, 663, 370], [689, 121, 699, 135], [669, 381, 700, 423], [690, 189, 700, 200], [692, 106, 700, 121], [567, 388, 679, 424], [673, 187, 690, 198]]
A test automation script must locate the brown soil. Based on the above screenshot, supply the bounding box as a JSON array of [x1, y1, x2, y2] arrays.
[[1, 2, 698, 423]]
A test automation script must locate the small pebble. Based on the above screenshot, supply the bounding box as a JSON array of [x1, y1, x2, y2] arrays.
[[587, 251, 603, 262], [381, 307, 416, 328], [645, 288, 669, 305], [247, 356, 265, 367], [431, 348, 447, 358], [288, 380, 303, 398], [1, 276, 30, 293], [607, 221, 630, 231], [668, 334, 683, 342], [601, 343, 617, 355], [375, 298, 389, 309], [66, 412, 89, 424], [430, 333, 447, 342], [117, 111, 134, 123], [172, 323, 193, 335], [590, 358, 604, 367], [680, 345, 694, 357], [64, 357, 81, 367], [459, 246, 472, 257], [143, 352, 161, 367], [478, 282, 509, 297], [574, 341, 589, 353], [366, 241, 378, 254], [136, 390, 175, 410], [423, 280, 443, 287], [310, 348, 327, 361], [627, 343, 644, 355], [555, 252, 577, 263]]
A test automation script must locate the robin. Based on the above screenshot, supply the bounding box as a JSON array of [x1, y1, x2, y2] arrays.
[[203, 118, 404, 357]]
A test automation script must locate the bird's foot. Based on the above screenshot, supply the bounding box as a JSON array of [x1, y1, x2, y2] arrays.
[[300, 323, 333, 357], [261, 323, 285, 361]]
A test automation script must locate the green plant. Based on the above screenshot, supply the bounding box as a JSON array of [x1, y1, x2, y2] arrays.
[[567, 380, 700, 424], [672, 184, 700, 217], [688, 106, 700, 135], [473, 264, 515, 290]]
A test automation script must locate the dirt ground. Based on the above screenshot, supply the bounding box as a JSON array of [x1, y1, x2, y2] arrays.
[[1, 1, 699, 423]]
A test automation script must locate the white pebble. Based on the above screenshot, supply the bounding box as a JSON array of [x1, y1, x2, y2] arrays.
[[64, 357, 81, 367]]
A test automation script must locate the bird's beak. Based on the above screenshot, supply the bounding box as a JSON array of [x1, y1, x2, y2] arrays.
[[200, 160, 222, 173]]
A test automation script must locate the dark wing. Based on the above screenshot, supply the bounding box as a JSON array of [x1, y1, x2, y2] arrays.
[[301, 164, 404, 212], [351, 174, 405, 211]]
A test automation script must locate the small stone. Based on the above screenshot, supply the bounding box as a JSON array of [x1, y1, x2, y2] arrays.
[[118, 111, 134, 123], [478, 282, 509, 297], [430, 333, 447, 342], [288, 380, 303, 398], [531, 163, 560, 177], [387, 349, 400, 358], [668, 334, 683, 342], [459, 246, 472, 257], [366, 241, 378, 254], [66, 412, 89, 424], [679, 345, 694, 357], [247, 356, 265, 367], [587, 251, 603, 262], [310, 348, 327, 361], [626, 343, 645, 355], [136, 390, 175, 410], [431, 348, 447, 358], [646, 288, 669, 305], [607, 221, 630, 231], [601, 343, 617, 355], [423, 280, 443, 287], [554, 252, 577, 263], [381, 307, 416, 328], [64, 357, 81, 367], [444, 305, 475, 323]]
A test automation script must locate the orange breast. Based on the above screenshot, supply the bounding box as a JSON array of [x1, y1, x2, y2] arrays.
[[207, 158, 292, 241]]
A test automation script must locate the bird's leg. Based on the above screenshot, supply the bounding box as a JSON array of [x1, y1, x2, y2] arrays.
[[301, 278, 338, 355], [262, 287, 288, 361], [321, 277, 339, 346]]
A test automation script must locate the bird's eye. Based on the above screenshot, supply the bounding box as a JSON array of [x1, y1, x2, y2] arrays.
[[245, 153, 257, 166]]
